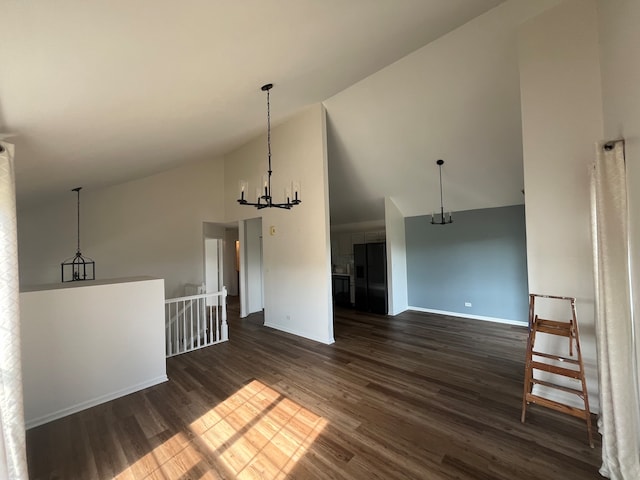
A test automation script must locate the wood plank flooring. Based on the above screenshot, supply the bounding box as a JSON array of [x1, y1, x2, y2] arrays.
[[26, 302, 603, 479]]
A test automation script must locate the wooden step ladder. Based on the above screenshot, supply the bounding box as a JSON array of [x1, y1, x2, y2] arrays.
[[521, 293, 593, 447]]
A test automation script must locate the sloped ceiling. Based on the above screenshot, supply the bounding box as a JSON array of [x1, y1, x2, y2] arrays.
[[1, 0, 505, 211], [324, 1, 550, 225]]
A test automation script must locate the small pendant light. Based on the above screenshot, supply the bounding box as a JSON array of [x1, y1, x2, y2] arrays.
[[431, 159, 453, 225], [61, 187, 95, 282]]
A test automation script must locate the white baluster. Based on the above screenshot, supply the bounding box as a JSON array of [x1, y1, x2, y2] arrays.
[[208, 303, 213, 345], [173, 302, 178, 356], [202, 297, 207, 344], [221, 286, 228, 341], [196, 297, 201, 348], [216, 307, 219, 343], [189, 299, 194, 350], [216, 296, 219, 341], [165, 304, 170, 356], [172, 302, 175, 354], [182, 300, 187, 352]]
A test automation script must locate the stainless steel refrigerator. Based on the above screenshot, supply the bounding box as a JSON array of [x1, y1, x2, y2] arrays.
[[354, 242, 388, 314]]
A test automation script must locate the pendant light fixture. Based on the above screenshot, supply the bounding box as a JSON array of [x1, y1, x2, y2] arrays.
[[431, 159, 453, 225], [237, 83, 301, 209], [61, 187, 95, 282]]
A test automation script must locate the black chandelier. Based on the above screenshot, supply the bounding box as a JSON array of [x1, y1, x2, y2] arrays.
[[237, 83, 301, 209], [61, 187, 95, 282], [431, 159, 453, 225]]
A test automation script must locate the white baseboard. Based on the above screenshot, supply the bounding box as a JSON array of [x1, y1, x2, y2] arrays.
[[263, 321, 335, 345], [388, 306, 409, 316], [25, 375, 169, 429], [408, 306, 527, 327]]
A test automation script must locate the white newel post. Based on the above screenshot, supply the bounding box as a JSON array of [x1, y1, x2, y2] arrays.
[[221, 286, 228, 341]]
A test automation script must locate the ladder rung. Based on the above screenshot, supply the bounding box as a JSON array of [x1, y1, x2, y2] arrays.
[[535, 318, 572, 329], [534, 319, 572, 337], [525, 393, 589, 419], [530, 293, 575, 301], [530, 361, 582, 379], [532, 351, 580, 365], [535, 326, 572, 337], [531, 378, 585, 396]]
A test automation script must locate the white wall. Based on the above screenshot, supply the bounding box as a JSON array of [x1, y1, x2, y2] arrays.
[[519, 0, 603, 410], [225, 104, 334, 344], [18, 157, 225, 297], [203, 222, 225, 239], [597, 0, 640, 378], [20, 277, 166, 428], [384, 197, 408, 315]]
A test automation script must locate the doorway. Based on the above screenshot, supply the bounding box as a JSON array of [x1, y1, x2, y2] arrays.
[[238, 217, 264, 318], [204, 237, 223, 306], [203, 222, 239, 306]]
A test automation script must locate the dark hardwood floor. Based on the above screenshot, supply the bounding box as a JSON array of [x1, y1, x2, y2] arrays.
[[26, 302, 603, 479]]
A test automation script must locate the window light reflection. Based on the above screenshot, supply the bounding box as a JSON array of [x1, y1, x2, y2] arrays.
[[115, 380, 327, 479]]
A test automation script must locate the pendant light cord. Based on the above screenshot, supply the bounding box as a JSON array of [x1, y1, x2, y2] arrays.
[[72, 187, 82, 255], [431, 159, 451, 224], [266, 87, 272, 201], [439, 163, 444, 217], [77, 190, 80, 253]]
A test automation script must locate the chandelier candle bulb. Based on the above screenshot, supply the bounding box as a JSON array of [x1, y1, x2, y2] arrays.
[[239, 180, 248, 201], [285, 186, 292, 204], [293, 181, 301, 202]]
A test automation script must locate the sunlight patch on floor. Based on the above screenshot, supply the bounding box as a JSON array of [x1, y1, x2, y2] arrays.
[[115, 379, 327, 479], [195, 379, 328, 479], [114, 431, 208, 480]]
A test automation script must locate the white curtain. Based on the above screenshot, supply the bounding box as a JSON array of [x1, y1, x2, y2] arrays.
[[0, 142, 28, 479], [591, 140, 640, 479]]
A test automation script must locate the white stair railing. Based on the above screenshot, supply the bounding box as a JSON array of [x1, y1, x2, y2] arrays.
[[165, 286, 228, 357]]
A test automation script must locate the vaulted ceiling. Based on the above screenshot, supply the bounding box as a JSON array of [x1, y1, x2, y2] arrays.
[[1, 0, 512, 219], [324, 0, 541, 225]]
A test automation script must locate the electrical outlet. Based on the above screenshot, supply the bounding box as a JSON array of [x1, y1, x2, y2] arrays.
[[464, 302, 472, 307]]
